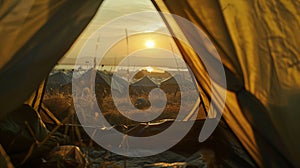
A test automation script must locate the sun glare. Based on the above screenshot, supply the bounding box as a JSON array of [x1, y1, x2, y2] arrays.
[[145, 40, 155, 48], [146, 66, 154, 73]]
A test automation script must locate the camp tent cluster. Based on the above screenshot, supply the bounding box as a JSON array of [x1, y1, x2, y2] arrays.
[[0, 0, 300, 167], [46, 69, 185, 97]]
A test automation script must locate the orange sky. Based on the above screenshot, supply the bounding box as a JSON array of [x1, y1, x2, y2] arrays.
[[59, 0, 185, 69]]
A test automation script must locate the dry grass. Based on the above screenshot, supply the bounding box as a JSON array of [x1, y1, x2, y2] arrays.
[[43, 85, 198, 126]]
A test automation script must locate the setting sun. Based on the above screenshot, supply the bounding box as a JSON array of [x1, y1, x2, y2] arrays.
[[145, 66, 154, 73], [145, 40, 155, 48]]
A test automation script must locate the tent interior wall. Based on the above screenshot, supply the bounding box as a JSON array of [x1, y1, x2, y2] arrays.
[[152, 0, 300, 167], [0, 0, 299, 167]]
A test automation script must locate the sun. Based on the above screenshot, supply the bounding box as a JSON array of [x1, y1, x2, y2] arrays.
[[145, 66, 154, 73], [145, 40, 155, 48]]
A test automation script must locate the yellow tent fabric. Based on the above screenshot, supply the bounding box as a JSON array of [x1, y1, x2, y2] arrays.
[[1, 0, 299, 167], [0, 0, 103, 118], [153, 0, 300, 167]]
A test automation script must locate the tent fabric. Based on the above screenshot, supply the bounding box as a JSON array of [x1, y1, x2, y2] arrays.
[[0, 0, 103, 118], [0, 104, 68, 167], [41, 146, 88, 168], [152, 0, 300, 167], [0, 0, 299, 167]]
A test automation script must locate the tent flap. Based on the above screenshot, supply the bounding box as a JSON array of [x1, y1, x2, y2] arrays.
[[0, 0, 103, 118], [153, 0, 300, 167]]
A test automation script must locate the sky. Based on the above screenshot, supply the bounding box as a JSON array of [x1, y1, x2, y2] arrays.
[[59, 0, 186, 70]]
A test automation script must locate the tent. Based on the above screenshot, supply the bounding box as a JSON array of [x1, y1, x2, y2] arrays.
[[130, 76, 159, 95], [110, 73, 129, 94], [160, 76, 180, 96], [131, 76, 158, 87], [152, 1, 300, 167], [46, 71, 72, 89], [1, 0, 300, 167], [160, 73, 195, 94], [76, 70, 109, 87], [73, 69, 128, 95], [97, 71, 129, 94]]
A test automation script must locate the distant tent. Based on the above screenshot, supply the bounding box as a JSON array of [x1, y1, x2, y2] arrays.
[[110, 74, 129, 94], [160, 73, 195, 92], [73, 70, 110, 98], [74, 70, 109, 87], [64, 70, 74, 79], [95, 71, 112, 89], [130, 76, 158, 95], [47, 71, 72, 89], [160, 76, 179, 95], [73, 70, 129, 98], [97, 71, 129, 95]]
